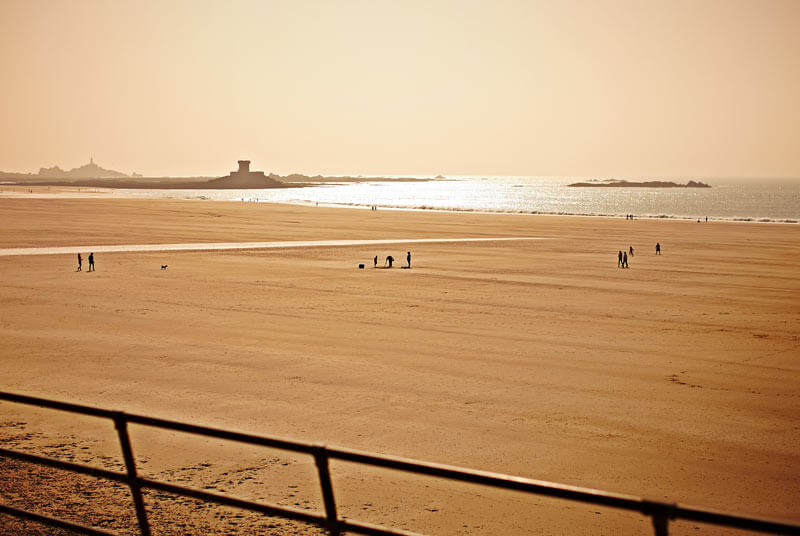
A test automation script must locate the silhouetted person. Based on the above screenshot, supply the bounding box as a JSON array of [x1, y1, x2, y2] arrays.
[[629, 246, 634, 256], [618, 250, 623, 267], [77, 253, 82, 272], [623, 251, 628, 268], [407, 251, 411, 268], [385, 255, 394, 268], [656, 243, 661, 255], [88, 252, 95, 272], [373, 255, 378, 268]]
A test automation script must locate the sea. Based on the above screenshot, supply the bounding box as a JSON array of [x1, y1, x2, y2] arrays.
[[117, 176, 800, 223]]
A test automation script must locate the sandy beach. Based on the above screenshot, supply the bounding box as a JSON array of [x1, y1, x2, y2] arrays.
[[1, 193, 798, 535]]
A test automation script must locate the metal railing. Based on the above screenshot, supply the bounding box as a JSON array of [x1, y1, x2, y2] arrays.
[[0, 391, 798, 536]]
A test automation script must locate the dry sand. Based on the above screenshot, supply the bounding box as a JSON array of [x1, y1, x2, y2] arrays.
[[1, 194, 798, 535]]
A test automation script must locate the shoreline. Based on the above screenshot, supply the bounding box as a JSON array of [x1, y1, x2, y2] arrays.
[[278, 200, 800, 224], [1, 185, 797, 224]]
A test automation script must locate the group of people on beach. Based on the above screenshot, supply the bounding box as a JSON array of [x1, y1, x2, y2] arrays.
[[617, 247, 631, 268], [625, 214, 635, 220], [76, 252, 95, 272], [374, 251, 411, 269], [618, 243, 661, 267]]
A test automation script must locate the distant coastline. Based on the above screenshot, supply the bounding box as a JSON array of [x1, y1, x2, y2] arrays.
[[0, 159, 432, 189], [568, 179, 711, 188]]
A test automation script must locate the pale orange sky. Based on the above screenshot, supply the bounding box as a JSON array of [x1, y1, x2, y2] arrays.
[[1, 0, 798, 179]]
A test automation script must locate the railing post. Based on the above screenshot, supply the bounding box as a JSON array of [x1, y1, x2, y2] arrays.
[[313, 445, 341, 536], [113, 412, 152, 536], [642, 500, 674, 536], [651, 513, 669, 536]]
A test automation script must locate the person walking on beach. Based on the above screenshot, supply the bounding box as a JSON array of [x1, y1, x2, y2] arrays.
[[76, 253, 82, 272], [629, 246, 634, 256], [622, 251, 629, 268], [618, 250, 623, 267], [88, 252, 95, 272], [373, 255, 378, 268], [385, 255, 394, 268], [656, 242, 661, 255], [407, 251, 411, 268]]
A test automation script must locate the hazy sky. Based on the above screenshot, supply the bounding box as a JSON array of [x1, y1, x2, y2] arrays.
[[2, 0, 798, 178]]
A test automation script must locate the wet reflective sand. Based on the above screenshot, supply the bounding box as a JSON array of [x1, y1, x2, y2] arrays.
[[0, 237, 545, 257]]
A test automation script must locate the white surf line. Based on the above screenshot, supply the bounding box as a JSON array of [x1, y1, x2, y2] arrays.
[[0, 237, 547, 257]]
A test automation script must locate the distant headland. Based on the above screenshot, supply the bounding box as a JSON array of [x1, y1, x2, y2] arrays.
[[0, 159, 430, 188], [568, 179, 711, 188], [0, 157, 137, 181], [37, 157, 134, 179]]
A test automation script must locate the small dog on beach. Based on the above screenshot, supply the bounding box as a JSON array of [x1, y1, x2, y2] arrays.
[[161, 265, 168, 270]]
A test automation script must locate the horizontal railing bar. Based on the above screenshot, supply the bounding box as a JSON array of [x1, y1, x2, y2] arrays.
[[0, 394, 643, 509], [0, 447, 128, 483], [0, 391, 117, 419], [0, 391, 318, 454], [0, 502, 117, 536], [0, 392, 644, 510], [3, 391, 800, 535], [326, 446, 643, 510]]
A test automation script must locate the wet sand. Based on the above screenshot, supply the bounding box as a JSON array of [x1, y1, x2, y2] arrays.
[[0, 237, 545, 257], [1, 194, 798, 535]]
